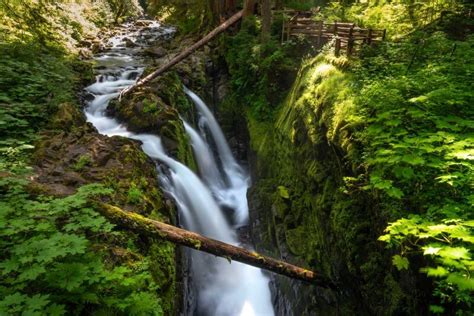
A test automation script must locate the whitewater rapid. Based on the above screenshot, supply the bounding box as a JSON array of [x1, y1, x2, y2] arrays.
[[83, 20, 274, 316]]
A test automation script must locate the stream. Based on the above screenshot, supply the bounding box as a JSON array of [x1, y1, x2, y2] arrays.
[[83, 20, 275, 316]]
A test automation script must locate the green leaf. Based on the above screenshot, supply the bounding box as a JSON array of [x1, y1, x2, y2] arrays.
[[24, 294, 50, 312], [401, 154, 425, 165], [50, 263, 88, 292], [0, 292, 28, 308], [446, 274, 474, 290], [277, 186, 290, 199], [422, 266, 448, 277], [438, 247, 470, 260], [46, 303, 66, 316], [387, 186, 404, 199], [393, 166, 415, 180], [423, 246, 441, 255], [18, 265, 46, 282], [392, 255, 409, 270], [429, 305, 444, 314]]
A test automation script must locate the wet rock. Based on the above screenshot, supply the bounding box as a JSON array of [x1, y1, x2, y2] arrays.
[[136, 20, 152, 27], [124, 37, 137, 47], [143, 46, 167, 58], [91, 41, 105, 54], [78, 48, 93, 59], [107, 76, 197, 171], [79, 40, 92, 48]]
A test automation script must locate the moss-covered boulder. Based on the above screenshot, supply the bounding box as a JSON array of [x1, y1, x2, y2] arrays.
[[107, 71, 197, 169]]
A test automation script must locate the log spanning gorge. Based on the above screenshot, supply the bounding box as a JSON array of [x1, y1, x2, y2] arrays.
[[84, 20, 275, 315]]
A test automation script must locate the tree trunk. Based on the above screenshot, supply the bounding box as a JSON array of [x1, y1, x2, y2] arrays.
[[275, 0, 283, 10], [243, 0, 255, 17], [211, 0, 222, 21], [96, 203, 334, 286], [120, 10, 244, 98], [261, 0, 272, 41], [224, 0, 236, 13]]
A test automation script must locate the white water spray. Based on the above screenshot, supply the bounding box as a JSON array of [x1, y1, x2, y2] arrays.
[[184, 90, 250, 227]]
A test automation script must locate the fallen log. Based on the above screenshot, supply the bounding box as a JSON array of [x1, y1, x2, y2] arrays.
[[96, 203, 333, 287], [120, 10, 244, 98]]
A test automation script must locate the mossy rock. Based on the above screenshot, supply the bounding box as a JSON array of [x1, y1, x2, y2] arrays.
[[107, 71, 196, 169], [50, 102, 86, 131], [33, 126, 172, 219]]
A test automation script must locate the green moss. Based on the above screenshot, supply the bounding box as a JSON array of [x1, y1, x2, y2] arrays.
[[285, 227, 307, 256], [127, 183, 143, 205], [73, 154, 92, 171], [148, 241, 176, 315], [107, 71, 197, 170], [246, 52, 411, 313]]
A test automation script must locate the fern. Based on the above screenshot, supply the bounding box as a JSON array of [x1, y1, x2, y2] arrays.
[[0, 179, 163, 315]]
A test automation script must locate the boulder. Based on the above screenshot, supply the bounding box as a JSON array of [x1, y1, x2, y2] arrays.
[[143, 46, 167, 58], [124, 37, 137, 48]]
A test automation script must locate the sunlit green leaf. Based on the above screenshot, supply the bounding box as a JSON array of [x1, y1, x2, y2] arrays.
[[392, 255, 409, 270]]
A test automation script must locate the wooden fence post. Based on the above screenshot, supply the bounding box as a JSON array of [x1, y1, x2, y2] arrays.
[[367, 28, 372, 45], [382, 29, 387, 41], [287, 16, 291, 40], [347, 24, 354, 56], [317, 20, 323, 46], [335, 37, 341, 56], [281, 16, 286, 43]]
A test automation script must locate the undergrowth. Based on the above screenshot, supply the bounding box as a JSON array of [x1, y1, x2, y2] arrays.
[[224, 17, 298, 121], [0, 180, 164, 315], [0, 42, 88, 173], [350, 30, 474, 313]]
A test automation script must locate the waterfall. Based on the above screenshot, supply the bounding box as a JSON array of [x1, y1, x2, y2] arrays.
[[84, 20, 274, 316], [183, 120, 225, 192], [183, 88, 240, 175], [184, 90, 250, 228]]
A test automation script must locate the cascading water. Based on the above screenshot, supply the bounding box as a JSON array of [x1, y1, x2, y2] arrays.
[[184, 89, 250, 228], [83, 20, 274, 316]]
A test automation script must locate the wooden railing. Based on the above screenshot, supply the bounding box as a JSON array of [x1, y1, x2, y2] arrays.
[[281, 11, 386, 56]]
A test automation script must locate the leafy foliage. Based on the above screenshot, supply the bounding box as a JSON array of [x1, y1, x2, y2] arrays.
[[0, 42, 83, 173], [347, 28, 474, 312], [381, 217, 473, 312], [0, 0, 141, 44], [146, 0, 217, 33], [0, 179, 164, 315], [224, 17, 297, 120], [323, 0, 465, 38]]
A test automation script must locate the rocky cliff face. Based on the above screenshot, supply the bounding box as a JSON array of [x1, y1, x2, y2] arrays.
[[238, 55, 425, 315]]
